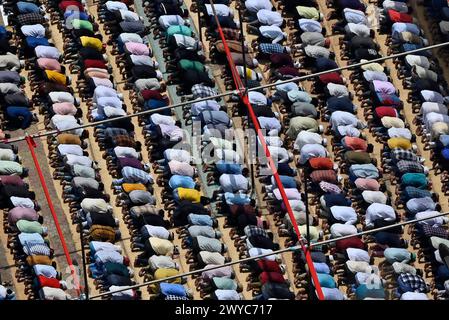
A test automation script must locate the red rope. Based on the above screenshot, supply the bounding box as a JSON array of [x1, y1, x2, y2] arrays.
[[210, 3, 325, 300], [25, 136, 81, 295]]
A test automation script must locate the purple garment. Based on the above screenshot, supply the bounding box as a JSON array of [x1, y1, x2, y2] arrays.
[[117, 157, 143, 170], [373, 80, 396, 95], [8, 207, 39, 224]]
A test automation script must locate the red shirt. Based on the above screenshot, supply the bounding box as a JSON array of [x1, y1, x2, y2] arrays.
[[343, 136, 368, 151], [59, 1, 85, 11], [309, 157, 334, 170], [387, 9, 413, 23], [37, 275, 61, 289], [259, 272, 286, 284], [375, 106, 397, 119], [141, 89, 165, 101], [319, 72, 343, 85], [269, 53, 294, 67], [83, 59, 107, 70], [310, 170, 338, 184], [335, 237, 366, 253], [277, 66, 301, 77], [257, 260, 281, 273]]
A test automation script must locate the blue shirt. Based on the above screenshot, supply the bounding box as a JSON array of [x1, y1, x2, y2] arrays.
[[26, 36, 49, 48], [0, 26, 8, 39], [323, 194, 352, 207], [64, 10, 90, 20], [188, 214, 214, 226], [272, 175, 297, 189], [144, 99, 168, 110], [224, 192, 251, 205], [169, 175, 196, 189], [315, 57, 338, 72], [215, 162, 242, 174], [441, 147, 449, 160], [18, 233, 45, 246], [160, 283, 187, 297], [17, 2, 40, 13], [6, 106, 32, 129], [313, 262, 331, 274], [316, 273, 336, 288]]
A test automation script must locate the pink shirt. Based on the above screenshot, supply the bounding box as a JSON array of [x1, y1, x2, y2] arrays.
[[85, 70, 110, 79], [92, 77, 113, 88], [52, 102, 77, 115], [373, 80, 396, 95], [37, 58, 61, 72], [124, 42, 150, 56], [201, 265, 233, 279], [8, 207, 39, 224], [354, 178, 380, 191]]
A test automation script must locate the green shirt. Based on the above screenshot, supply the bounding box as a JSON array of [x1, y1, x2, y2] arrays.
[[166, 25, 192, 37], [104, 262, 130, 277], [296, 6, 320, 20], [0, 160, 23, 175], [16, 220, 45, 234], [212, 277, 237, 290], [178, 59, 205, 72], [286, 116, 319, 139], [72, 19, 93, 32], [401, 173, 427, 189]]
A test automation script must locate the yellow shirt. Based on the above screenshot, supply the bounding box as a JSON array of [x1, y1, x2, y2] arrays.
[[80, 36, 103, 51], [148, 268, 181, 293], [122, 183, 146, 193], [387, 137, 412, 150], [177, 187, 201, 203], [296, 6, 320, 20], [27, 255, 52, 266], [149, 237, 174, 255], [57, 133, 82, 145], [45, 70, 67, 85]]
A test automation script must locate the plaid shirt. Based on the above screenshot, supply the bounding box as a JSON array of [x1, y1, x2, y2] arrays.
[[191, 84, 217, 99], [421, 224, 448, 239], [404, 186, 431, 199], [391, 148, 418, 162], [310, 170, 338, 184], [129, 204, 160, 217], [398, 273, 429, 293], [396, 160, 424, 174], [121, 167, 153, 184], [260, 43, 285, 54], [112, 135, 136, 147], [244, 225, 269, 238], [18, 13, 46, 25], [319, 181, 342, 194], [165, 295, 189, 300], [216, 28, 241, 41], [23, 243, 51, 256]]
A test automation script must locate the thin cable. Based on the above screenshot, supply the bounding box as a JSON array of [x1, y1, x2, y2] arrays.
[[3, 40, 449, 144], [87, 210, 449, 299]]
